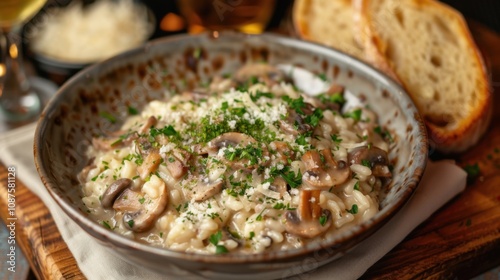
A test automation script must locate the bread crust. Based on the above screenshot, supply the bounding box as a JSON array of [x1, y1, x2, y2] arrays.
[[356, 0, 492, 153]]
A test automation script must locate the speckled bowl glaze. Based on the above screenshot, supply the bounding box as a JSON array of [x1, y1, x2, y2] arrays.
[[34, 31, 428, 279]]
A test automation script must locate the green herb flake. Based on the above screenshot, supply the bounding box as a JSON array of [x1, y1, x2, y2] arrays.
[[354, 181, 360, 191], [127, 106, 139, 115], [361, 159, 371, 168], [318, 92, 345, 106], [282, 96, 306, 115], [102, 221, 111, 229], [91, 175, 99, 182], [317, 73, 327, 82], [215, 245, 229, 254], [344, 109, 362, 122], [127, 219, 135, 228], [150, 125, 178, 137], [138, 197, 146, 204], [319, 214, 327, 226], [331, 134, 343, 144], [249, 231, 255, 239], [463, 163, 480, 179], [250, 91, 274, 102], [99, 112, 117, 124], [347, 204, 359, 214], [305, 108, 324, 127]]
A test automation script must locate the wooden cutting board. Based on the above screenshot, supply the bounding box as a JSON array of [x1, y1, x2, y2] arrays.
[[0, 21, 499, 280]]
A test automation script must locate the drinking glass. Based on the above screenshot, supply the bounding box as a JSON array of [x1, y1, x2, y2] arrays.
[[177, 0, 276, 34], [0, 0, 47, 124]]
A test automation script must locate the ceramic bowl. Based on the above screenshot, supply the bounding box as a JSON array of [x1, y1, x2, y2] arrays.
[[34, 31, 428, 279], [27, 0, 156, 85]]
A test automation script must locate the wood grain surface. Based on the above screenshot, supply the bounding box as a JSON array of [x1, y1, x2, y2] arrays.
[[0, 163, 84, 279], [0, 22, 499, 280]]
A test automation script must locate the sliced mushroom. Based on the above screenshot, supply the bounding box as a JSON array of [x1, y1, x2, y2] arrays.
[[285, 189, 332, 238], [270, 141, 295, 164], [269, 177, 287, 198], [101, 178, 133, 209], [348, 146, 392, 178], [135, 137, 162, 180], [207, 132, 269, 170], [302, 149, 351, 189], [164, 148, 191, 179], [114, 180, 168, 233], [91, 132, 139, 151], [278, 103, 315, 135], [139, 116, 157, 134], [189, 178, 224, 202], [137, 152, 162, 180], [234, 63, 288, 87], [78, 157, 96, 182]]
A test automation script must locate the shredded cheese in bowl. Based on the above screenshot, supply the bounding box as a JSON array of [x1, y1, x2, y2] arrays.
[[30, 0, 154, 63]]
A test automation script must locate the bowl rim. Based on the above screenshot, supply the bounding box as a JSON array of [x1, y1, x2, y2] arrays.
[[34, 30, 428, 264]]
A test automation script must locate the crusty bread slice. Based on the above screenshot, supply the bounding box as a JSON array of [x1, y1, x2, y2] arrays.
[[355, 0, 492, 153], [293, 0, 366, 60]]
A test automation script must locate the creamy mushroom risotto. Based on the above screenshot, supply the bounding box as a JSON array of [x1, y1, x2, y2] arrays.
[[79, 64, 394, 254]]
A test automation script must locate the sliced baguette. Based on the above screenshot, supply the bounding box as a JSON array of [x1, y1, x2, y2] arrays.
[[355, 0, 492, 153], [293, 0, 366, 60]]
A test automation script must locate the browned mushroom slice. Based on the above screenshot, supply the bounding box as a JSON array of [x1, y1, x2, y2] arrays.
[[189, 178, 224, 202], [348, 146, 392, 178], [101, 178, 133, 209], [78, 157, 96, 182], [207, 132, 269, 170], [91, 132, 139, 151], [165, 148, 191, 179], [269, 177, 287, 198], [302, 149, 351, 189], [138, 116, 158, 134], [114, 182, 168, 233], [285, 189, 332, 238], [278, 103, 315, 135], [234, 63, 288, 87], [137, 152, 162, 180], [270, 141, 295, 164], [113, 188, 144, 212]]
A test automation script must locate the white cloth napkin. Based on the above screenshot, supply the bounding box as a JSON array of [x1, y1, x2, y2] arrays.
[[0, 123, 467, 280]]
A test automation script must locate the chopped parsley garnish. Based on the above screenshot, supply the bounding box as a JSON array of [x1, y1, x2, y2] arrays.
[[282, 96, 306, 115], [354, 181, 360, 191], [224, 145, 263, 165], [318, 92, 345, 106], [317, 73, 327, 81], [221, 101, 229, 111], [138, 197, 146, 204], [250, 91, 274, 102], [304, 108, 324, 127], [361, 159, 371, 168], [319, 214, 328, 226], [374, 126, 394, 143], [127, 106, 139, 115], [347, 204, 359, 214], [331, 134, 343, 144], [249, 231, 255, 239], [344, 109, 362, 121], [127, 219, 135, 228], [463, 163, 480, 180], [209, 231, 228, 254], [99, 112, 116, 124], [269, 165, 302, 188], [102, 221, 111, 229], [150, 125, 178, 137]]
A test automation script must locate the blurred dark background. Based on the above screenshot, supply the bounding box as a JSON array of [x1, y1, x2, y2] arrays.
[[141, 0, 500, 37]]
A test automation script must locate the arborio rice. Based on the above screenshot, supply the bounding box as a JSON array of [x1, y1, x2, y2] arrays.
[[79, 63, 394, 254]]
